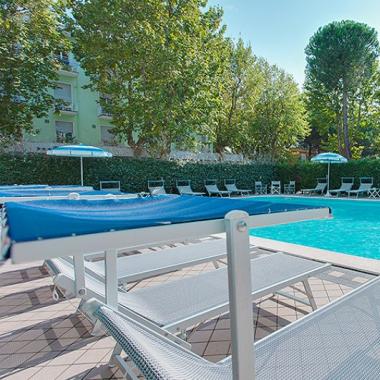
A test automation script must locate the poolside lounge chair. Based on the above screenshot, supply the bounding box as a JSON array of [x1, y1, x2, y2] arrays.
[[347, 177, 374, 198], [100, 180, 121, 193], [47, 252, 329, 336], [66, 239, 249, 288], [284, 181, 296, 195], [254, 181, 267, 195], [270, 181, 281, 195], [148, 179, 166, 195], [204, 180, 231, 197], [224, 179, 251, 196], [176, 180, 205, 196], [85, 275, 380, 379], [329, 177, 354, 196], [301, 178, 327, 195]]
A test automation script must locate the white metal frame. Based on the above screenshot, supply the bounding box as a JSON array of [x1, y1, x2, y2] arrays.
[[7, 206, 330, 380]]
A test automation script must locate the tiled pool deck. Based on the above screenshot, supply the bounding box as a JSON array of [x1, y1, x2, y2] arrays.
[[0, 242, 375, 379]]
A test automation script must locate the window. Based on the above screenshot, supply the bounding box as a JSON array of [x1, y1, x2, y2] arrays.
[[99, 94, 112, 116], [55, 121, 74, 143], [54, 83, 72, 110], [54, 83, 71, 103], [101, 126, 116, 145]]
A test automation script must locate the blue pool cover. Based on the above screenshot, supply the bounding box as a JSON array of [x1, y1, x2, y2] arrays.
[[4, 195, 327, 250], [0, 186, 98, 197]]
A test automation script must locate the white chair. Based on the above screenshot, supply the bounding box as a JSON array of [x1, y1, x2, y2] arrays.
[[284, 181, 296, 195], [270, 181, 281, 195]]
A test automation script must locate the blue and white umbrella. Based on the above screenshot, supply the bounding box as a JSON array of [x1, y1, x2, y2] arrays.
[[311, 152, 348, 196], [47, 145, 112, 186]]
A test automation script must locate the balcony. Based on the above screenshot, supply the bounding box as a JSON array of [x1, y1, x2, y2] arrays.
[[54, 102, 77, 116], [55, 56, 79, 77], [98, 107, 112, 120]]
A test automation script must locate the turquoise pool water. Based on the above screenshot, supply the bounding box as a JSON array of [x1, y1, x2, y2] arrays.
[[249, 197, 380, 260]]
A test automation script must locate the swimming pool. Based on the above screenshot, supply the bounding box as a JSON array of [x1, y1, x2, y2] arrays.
[[249, 196, 380, 260]]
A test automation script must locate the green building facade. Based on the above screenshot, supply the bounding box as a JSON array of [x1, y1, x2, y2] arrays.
[[22, 53, 133, 156]]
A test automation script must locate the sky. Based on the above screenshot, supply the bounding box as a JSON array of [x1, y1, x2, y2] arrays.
[[208, 0, 380, 86]]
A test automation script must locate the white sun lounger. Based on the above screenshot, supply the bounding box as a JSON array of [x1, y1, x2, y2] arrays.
[[347, 177, 374, 198], [301, 179, 327, 195], [69, 239, 251, 286], [148, 180, 167, 195], [46, 253, 330, 335], [205, 180, 231, 197], [85, 275, 380, 380], [329, 177, 354, 196], [176, 180, 205, 196], [224, 180, 251, 196]]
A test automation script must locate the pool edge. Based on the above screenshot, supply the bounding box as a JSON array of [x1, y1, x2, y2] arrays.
[[251, 236, 380, 275]]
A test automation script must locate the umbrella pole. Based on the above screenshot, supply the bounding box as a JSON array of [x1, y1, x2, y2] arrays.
[[326, 162, 331, 197], [80, 157, 84, 186]]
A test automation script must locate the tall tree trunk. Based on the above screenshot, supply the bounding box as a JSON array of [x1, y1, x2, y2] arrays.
[[342, 85, 351, 158], [336, 112, 343, 155]]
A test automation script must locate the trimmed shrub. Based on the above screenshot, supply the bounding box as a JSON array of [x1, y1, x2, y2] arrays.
[[1, 154, 379, 193], [0, 154, 274, 193]]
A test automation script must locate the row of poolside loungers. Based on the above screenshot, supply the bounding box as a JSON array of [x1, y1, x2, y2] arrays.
[[148, 179, 293, 196], [302, 176, 375, 197], [2, 194, 380, 378]]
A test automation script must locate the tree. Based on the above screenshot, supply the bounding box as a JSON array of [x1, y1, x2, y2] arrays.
[[70, 0, 224, 158], [205, 38, 263, 159], [0, 0, 68, 144], [245, 60, 309, 161], [305, 20, 380, 158]]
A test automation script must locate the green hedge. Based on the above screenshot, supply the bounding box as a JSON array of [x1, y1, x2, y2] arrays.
[[275, 159, 380, 190], [1, 154, 379, 193], [0, 154, 275, 193]]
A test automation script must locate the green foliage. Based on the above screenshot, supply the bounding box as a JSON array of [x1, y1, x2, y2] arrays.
[[305, 20, 380, 158], [244, 60, 309, 160], [0, 0, 69, 143], [70, 2, 308, 162], [70, 0, 225, 158], [205, 38, 262, 157]]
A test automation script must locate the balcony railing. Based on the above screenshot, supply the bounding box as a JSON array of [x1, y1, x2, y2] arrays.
[[98, 107, 112, 118], [55, 56, 79, 74], [55, 102, 77, 114]]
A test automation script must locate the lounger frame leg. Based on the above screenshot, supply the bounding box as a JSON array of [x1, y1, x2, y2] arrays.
[[105, 248, 118, 309], [110, 343, 139, 380], [225, 211, 256, 380], [91, 319, 105, 337], [73, 254, 86, 298], [109, 343, 122, 367], [303, 279, 317, 310], [275, 279, 317, 311]]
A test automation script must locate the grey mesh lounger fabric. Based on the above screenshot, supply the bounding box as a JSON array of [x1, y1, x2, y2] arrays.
[[80, 239, 251, 284], [89, 275, 380, 380], [46, 253, 330, 333]]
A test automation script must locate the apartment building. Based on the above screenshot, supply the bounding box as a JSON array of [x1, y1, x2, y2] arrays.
[[19, 52, 133, 156]]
